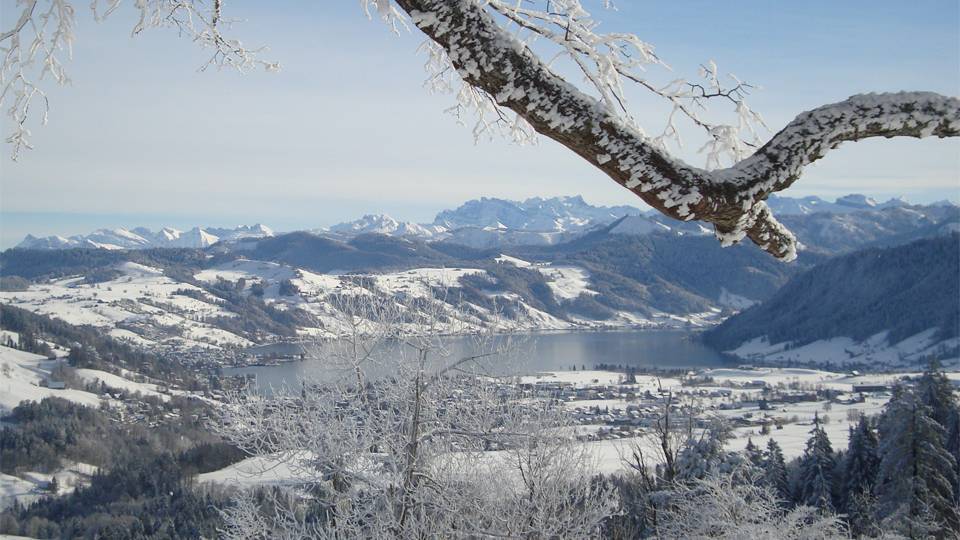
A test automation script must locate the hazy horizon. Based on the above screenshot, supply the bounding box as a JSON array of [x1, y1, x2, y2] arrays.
[[3, 190, 958, 249]]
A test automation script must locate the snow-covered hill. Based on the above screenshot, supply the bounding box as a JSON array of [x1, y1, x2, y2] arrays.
[[0, 253, 726, 354], [723, 329, 959, 370], [705, 236, 960, 369], [0, 346, 102, 413]]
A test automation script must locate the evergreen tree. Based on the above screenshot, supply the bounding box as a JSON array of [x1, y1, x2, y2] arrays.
[[675, 419, 741, 482], [745, 438, 764, 468], [946, 409, 960, 504], [917, 360, 958, 428], [795, 413, 836, 511], [763, 438, 790, 502], [843, 416, 879, 511], [876, 385, 959, 537], [917, 359, 960, 504]]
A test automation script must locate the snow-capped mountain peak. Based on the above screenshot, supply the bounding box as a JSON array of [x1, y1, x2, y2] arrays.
[[836, 194, 879, 209], [432, 195, 642, 233], [327, 215, 446, 239], [16, 224, 273, 250]]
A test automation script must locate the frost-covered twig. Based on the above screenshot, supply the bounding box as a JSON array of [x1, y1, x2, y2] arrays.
[[0, 0, 276, 160], [655, 470, 849, 539]]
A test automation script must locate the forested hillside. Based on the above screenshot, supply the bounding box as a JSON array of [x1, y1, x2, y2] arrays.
[[705, 235, 960, 352]]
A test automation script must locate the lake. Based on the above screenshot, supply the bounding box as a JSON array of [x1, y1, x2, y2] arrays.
[[224, 329, 726, 390]]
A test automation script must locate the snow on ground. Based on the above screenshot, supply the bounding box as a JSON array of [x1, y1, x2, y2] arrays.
[[0, 330, 19, 346], [0, 462, 97, 510], [0, 473, 37, 510], [726, 328, 959, 369], [3, 255, 728, 354], [535, 266, 597, 300], [649, 309, 724, 328], [108, 328, 157, 347], [197, 453, 315, 488], [718, 288, 756, 310], [374, 268, 486, 298], [73, 368, 168, 400], [494, 254, 532, 268], [194, 362, 941, 490], [0, 262, 245, 350], [702, 367, 843, 387], [725, 396, 889, 460], [0, 346, 103, 413], [184, 325, 254, 348], [0, 473, 39, 510], [519, 370, 625, 387], [195, 259, 296, 284]]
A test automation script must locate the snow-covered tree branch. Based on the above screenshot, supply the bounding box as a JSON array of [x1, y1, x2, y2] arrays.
[[2, 0, 958, 260], [386, 0, 960, 261]]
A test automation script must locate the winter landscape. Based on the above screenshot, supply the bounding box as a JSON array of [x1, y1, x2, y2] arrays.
[[1, 1, 959, 539]]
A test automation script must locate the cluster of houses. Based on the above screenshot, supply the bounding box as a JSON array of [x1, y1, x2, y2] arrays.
[[508, 370, 896, 443]]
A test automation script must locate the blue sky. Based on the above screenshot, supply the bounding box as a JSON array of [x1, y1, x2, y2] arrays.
[[1, 0, 958, 248]]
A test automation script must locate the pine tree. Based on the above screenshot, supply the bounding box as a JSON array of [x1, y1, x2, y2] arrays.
[[763, 438, 790, 502], [795, 413, 836, 511], [917, 360, 958, 428], [946, 409, 960, 504], [843, 416, 879, 511], [675, 419, 740, 482], [745, 438, 764, 469], [876, 385, 960, 537], [917, 359, 960, 504]]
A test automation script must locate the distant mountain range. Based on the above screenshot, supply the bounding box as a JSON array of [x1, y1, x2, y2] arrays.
[[15, 194, 957, 252], [2, 193, 958, 364], [17, 224, 274, 250]]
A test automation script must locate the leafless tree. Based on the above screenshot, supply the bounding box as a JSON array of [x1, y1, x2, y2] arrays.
[[214, 285, 617, 538], [3, 0, 956, 260], [654, 471, 850, 539]]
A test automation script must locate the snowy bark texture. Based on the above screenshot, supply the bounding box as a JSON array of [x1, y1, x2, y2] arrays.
[[393, 0, 960, 261]]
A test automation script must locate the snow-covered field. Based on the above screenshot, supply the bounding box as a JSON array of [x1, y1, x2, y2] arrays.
[[0, 342, 169, 414], [73, 368, 168, 400], [197, 454, 311, 488], [0, 262, 250, 350], [0, 346, 103, 413], [726, 328, 959, 370], [0, 462, 98, 510], [536, 266, 597, 300], [495, 254, 598, 300]]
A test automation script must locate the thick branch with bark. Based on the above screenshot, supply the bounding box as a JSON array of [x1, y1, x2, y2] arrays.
[[394, 0, 960, 261]]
